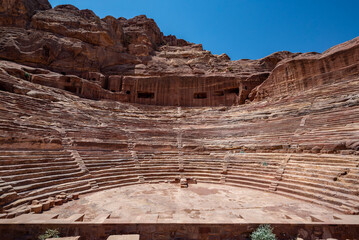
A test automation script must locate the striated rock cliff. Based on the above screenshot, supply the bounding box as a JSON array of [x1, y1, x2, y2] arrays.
[[0, 0, 51, 27], [253, 37, 359, 101], [1, 0, 358, 106], [0, 0, 301, 106]]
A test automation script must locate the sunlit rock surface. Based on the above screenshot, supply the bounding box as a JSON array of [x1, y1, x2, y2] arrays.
[[0, 0, 358, 225]]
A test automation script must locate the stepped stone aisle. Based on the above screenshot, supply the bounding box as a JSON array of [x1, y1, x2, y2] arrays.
[[0, 150, 92, 216]]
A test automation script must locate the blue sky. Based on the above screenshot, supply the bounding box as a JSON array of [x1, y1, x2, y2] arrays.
[[48, 0, 359, 60]]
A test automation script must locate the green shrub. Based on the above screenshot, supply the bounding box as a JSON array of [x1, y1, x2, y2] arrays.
[[262, 161, 268, 166], [38, 229, 60, 240], [24, 72, 31, 80], [251, 225, 276, 240]]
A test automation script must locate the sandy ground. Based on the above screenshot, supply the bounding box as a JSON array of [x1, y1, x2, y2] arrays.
[[48, 183, 339, 222]]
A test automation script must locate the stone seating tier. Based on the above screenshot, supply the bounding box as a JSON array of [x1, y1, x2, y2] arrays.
[[1, 72, 359, 215]]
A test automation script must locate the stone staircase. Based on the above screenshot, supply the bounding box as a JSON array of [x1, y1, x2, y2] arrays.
[[269, 154, 291, 191], [62, 134, 99, 191], [225, 153, 281, 191], [0, 178, 18, 210], [77, 150, 140, 191], [0, 150, 92, 213], [128, 138, 144, 183], [276, 154, 359, 213]]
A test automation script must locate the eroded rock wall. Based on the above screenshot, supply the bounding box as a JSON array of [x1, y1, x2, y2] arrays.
[[0, 0, 303, 106], [0, 0, 359, 106], [252, 37, 359, 101]]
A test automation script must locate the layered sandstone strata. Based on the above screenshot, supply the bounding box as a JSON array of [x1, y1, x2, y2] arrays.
[[0, 55, 359, 216], [0, 0, 359, 221], [0, 0, 298, 106], [1, 0, 359, 106], [252, 37, 359, 101]]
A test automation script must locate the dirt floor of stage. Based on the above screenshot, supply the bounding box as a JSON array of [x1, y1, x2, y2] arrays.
[[47, 183, 340, 223]]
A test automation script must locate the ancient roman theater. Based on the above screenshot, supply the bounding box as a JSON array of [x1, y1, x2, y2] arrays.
[[0, 0, 359, 240]]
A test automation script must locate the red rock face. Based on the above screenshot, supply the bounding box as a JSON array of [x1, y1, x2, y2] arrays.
[[0, 0, 51, 27], [253, 37, 359, 101], [0, 0, 300, 106], [1, 0, 358, 106]]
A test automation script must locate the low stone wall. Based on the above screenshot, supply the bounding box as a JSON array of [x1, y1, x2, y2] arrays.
[[1, 223, 358, 240]]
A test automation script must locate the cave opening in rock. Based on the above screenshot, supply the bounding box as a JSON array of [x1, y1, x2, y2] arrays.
[[137, 91, 154, 98], [64, 86, 77, 93], [224, 87, 239, 96], [194, 92, 207, 99], [0, 82, 13, 93], [213, 90, 224, 96]]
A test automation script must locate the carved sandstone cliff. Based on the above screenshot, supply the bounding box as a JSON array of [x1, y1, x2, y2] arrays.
[[0, 0, 298, 106], [252, 37, 359, 101], [0, 0, 358, 106]]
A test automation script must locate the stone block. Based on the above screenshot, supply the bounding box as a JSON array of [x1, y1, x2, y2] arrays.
[[54, 199, 63, 205], [49, 200, 55, 208], [30, 204, 42, 214], [46, 237, 80, 240], [107, 235, 140, 240], [42, 201, 51, 211], [72, 193, 79, 200]]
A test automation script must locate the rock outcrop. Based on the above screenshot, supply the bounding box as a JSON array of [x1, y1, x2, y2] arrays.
[[0, 0, 51, 27], [0, 0, 301, 106], [253, 37, 359, 101], [1, 0, 358, 106]]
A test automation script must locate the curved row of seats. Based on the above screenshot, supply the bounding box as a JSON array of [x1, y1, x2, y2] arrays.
[[0, 150, 92, 214], [1, 147, 358, 216], [0, 75, 359, 216]]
